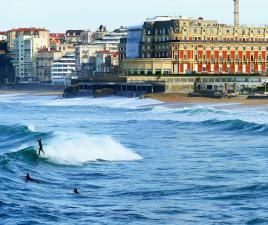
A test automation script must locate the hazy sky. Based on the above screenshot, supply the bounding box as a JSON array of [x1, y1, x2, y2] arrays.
[[1, 0, 267, 32]]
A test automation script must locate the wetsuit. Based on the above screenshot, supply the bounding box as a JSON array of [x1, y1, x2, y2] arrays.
[[38, 139, 44, 155]]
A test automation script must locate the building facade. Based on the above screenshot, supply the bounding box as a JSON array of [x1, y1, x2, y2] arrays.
[[36, 49, 63, 82], [51, 53, 76, 86], [65, 30, 84, 45], [12, 34, 49, 82], [49, 33, 65, 49], [122, 16, 268, 76], [75, 44, 104, 72], [6, 28, 49, 52], [0, 32, 7, 41], [95, 51, 119, 75]]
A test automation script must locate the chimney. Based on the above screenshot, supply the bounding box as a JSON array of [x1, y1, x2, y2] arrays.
[[233, 0, 240, 26]]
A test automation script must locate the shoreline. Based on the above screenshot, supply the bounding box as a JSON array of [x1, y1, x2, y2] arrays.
[[1, 90, 268, 106], [146, 94, 268, 106], [0, 89, 63, 96]]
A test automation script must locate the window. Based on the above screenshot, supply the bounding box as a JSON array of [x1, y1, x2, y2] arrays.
[[146, 69, 152, 75], [250, 64, 254, 73]]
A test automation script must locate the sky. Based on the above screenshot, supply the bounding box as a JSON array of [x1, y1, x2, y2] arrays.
[[1, 0, 267, 32]]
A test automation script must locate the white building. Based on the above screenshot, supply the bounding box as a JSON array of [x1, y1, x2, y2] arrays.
[[12, 35, 49, 82], [92, 27, 127, 52], [75, 44, 104, 71], [51, 53, 76, 86]]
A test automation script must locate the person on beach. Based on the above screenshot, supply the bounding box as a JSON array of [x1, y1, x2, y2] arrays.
[[38, 138, 44, 155]]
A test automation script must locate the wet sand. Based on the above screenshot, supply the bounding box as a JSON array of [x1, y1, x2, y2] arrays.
[[147, 94, 268, 106]]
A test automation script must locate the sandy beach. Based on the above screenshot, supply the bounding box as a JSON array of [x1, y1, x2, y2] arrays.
[[147, 94, 268, 106]]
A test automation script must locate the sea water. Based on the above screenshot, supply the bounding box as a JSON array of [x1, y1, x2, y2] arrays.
[[0, 94, 268, 224]]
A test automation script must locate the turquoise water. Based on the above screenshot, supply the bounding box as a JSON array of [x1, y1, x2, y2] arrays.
[[0, 94, 268, 224]]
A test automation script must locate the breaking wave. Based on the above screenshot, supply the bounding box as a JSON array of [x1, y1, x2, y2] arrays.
[[42, 132, 142, 165], [0, 125, 142, 165]]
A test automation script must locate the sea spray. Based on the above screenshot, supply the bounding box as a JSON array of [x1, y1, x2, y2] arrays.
[[40, 96, 162, 109], [42, 132, 142, 165]]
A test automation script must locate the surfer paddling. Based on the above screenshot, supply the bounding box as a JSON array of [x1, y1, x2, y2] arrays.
[[25, 173, 34, 182], [38, 138, 44, 155], [74, 188, 80, 194]]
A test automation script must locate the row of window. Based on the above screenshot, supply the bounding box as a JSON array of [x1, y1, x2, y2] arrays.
[[174, 53, 268, 61], [177, 45, 268, 51], [142, 45, 268, 51], [146, 28, 268, 36]]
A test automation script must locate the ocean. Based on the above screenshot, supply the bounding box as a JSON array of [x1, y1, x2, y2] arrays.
[[0, 93, 268, 225]]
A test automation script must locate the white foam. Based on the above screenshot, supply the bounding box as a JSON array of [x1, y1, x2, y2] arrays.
[[26, 124, 36, 132], [42, 132, 142, 165], [0, 93, 28, 102], [43, 96, 162, 109], [0, 94, 162, 109], [134, 103, 268, 125]]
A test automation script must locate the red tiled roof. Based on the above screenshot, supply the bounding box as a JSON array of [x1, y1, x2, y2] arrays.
[[7, 28, 49, 32], [96, 50, 111, 54], [50, 33, 65, 38], [113, 52, 119, 57], [0, 32, 6, 35]]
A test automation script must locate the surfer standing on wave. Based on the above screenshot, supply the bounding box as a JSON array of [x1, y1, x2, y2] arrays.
[[38, 138, 45, 155]]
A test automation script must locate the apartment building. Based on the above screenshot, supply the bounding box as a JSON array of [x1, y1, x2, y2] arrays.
[[93, 27, 127, 53], [12, 34, 49, 82], [6, 28, 49, 52], [95, 51, 119, 75], [51, 53, 76, 86], [65, 30, 84, 45], [75, 44, 104, 72], [36, 49, 63, 82]]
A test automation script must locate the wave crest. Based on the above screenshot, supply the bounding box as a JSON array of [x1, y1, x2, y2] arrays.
[[42, 133, 142, 165]]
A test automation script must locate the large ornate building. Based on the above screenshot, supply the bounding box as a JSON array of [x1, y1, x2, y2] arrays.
[[122, 16, 268, 75]]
